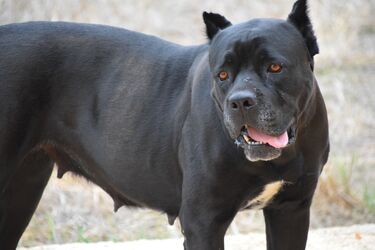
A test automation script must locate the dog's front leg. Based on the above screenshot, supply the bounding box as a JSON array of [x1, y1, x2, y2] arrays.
[[263, 173, 320, 250], [263, 198, 312, 250], [179, 203, 234, 250], [179, 176, 237, 250]]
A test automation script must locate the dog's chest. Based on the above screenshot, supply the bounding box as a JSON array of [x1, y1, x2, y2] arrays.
[[244, 181, 284, 210]]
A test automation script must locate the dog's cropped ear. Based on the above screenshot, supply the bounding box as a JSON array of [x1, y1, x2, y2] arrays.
[[203, 11, 232, 40], [287, 0, 319, 57]]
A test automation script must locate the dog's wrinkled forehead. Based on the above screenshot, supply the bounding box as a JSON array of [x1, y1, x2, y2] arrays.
[[208, 19, 308, 68]]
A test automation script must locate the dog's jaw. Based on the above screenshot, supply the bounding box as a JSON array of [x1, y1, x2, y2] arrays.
[[233, 124, 297, 162], [243, 145, 282, 162]]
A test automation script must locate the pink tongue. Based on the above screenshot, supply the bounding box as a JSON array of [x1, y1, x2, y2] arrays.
[[247, 127, 288, 149]]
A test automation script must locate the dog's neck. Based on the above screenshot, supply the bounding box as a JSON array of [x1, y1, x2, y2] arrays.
[[296, 75, 319, 131]]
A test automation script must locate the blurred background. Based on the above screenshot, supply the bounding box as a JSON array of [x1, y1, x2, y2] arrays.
[[0, 0, 374, 247]]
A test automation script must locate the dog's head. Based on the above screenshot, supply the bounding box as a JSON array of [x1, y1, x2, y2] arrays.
[[204, 0, 318, 162]]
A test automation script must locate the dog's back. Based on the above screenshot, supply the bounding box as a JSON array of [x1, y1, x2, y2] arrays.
[[0, 21, 202, 162]]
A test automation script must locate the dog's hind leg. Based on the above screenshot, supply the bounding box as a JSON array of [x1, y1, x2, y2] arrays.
[[0, 152, 53, 250]]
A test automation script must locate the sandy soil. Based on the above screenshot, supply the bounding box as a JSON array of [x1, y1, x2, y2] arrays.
[[19, 224, 375, 250]]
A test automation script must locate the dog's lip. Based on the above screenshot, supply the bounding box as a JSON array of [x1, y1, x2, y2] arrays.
[[235, 124, 296, 149]]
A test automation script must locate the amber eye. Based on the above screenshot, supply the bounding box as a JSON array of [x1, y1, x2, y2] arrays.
[[218, 71, 229, 81], [268, 63, 282, 73]]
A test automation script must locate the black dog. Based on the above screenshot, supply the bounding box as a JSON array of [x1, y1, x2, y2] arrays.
[[0, 0, 329, 249]]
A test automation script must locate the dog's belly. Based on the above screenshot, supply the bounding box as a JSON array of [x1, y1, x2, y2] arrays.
[[244, 180, 284, 210]]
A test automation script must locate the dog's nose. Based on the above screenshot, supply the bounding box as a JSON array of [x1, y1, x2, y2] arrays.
[[228, 90, 256, 111]]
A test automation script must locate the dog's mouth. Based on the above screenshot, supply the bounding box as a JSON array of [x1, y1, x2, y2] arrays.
[[235, 125, 296, 149]]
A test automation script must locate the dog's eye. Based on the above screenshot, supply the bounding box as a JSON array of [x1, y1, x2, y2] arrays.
[[268, 63, 282, 73], [218, 71, 229, 81]]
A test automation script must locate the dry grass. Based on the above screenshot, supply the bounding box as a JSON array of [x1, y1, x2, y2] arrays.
[[0, 0, 373, 247]]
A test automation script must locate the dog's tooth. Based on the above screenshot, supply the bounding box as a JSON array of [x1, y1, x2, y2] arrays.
[[243, 134, 251, 143]]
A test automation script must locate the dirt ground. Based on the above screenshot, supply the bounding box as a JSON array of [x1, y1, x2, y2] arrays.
[[19, 225, 375, 250], [0, 0, 374, 248]]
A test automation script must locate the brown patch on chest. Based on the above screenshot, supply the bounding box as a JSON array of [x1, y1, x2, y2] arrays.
[[245, 180, 284, 210]]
